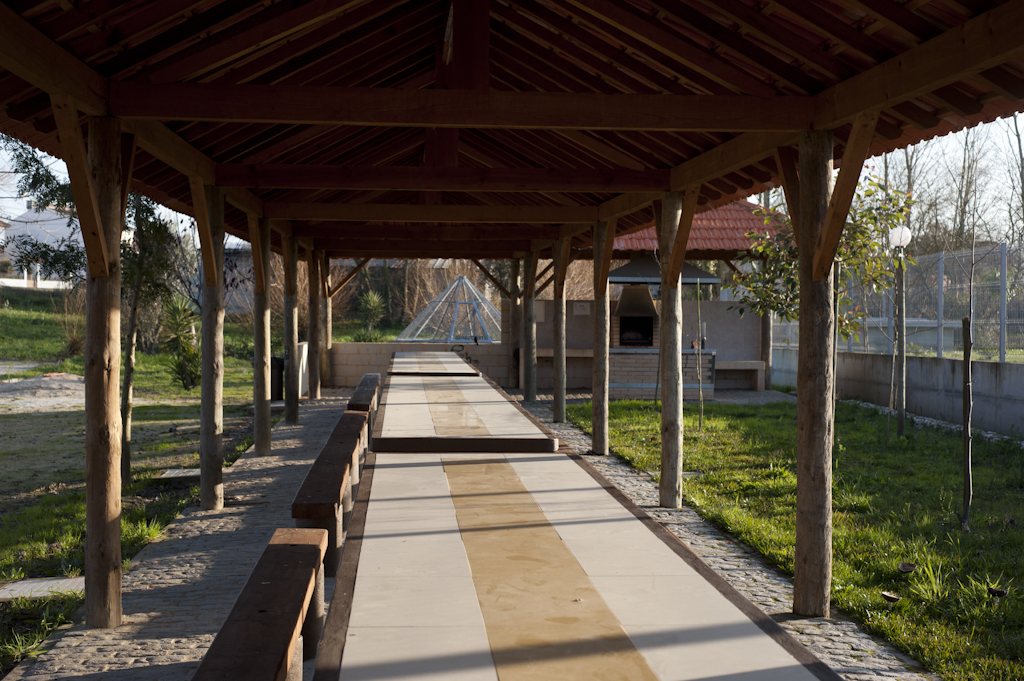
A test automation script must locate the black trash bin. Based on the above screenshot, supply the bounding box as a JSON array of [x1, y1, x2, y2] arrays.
[[270, 357, 284, 401]]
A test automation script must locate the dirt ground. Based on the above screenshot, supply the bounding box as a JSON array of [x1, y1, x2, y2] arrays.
[[0, 377, 254, 516]]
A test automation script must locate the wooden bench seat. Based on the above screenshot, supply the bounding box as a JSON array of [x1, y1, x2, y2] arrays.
[[292, 410, 368, 576], [347, 373, 380, 451], [191, 528, 327, 681]]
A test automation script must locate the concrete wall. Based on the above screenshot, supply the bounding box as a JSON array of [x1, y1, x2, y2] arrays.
[[772, 347, 1024, 436], [330, 341, 510, 387]]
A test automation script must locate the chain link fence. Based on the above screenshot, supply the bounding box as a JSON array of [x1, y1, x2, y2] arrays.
[[774, 244, 1024, 363]]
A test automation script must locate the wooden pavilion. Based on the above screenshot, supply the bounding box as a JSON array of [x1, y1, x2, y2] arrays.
[[2, 0, 1023, 631]]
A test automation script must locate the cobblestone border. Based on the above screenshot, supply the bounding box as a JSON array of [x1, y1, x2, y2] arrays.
[[516, 399, 942, 681]]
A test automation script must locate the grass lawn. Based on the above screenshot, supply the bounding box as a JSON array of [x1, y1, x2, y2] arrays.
[[567, 399, 1024, 681], [0, 592, 82, 677]]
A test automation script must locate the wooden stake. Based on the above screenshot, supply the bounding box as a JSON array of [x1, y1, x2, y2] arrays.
[[962, 316, 973, 532], [592, 220, 614, 456], [793, 130, 835, 619], [523, 251, 538, 402], [284, 236, 299, 424], [307, 249, 321, 401], [657, 192, 684, 509], [200, 185, 225, 511], [252, 216, 272, 457], [83, 116, 123, 628]]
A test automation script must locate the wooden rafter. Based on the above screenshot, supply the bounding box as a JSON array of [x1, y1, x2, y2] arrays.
[[470, 259, 511, 299], [812, 110, 881, 281], [50, 94, 109, 278], [536, 274, 554, 296]]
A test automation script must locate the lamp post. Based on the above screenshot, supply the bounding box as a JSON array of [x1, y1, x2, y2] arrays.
[[889, 226, 912, 437]]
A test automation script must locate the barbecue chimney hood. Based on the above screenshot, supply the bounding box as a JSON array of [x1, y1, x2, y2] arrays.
[[613, 285, 658, 318]]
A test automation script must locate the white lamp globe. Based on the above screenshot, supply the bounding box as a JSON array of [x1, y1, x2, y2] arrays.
[[888, 225, 912, 249]]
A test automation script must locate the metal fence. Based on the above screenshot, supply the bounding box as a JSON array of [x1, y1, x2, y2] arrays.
[[774, 244, 1024, 362]]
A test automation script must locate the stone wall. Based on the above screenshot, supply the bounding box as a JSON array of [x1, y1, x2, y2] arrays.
[[609, 349, 714, 400]]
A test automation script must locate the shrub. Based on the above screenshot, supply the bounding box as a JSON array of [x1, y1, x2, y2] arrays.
[[161, 296, 201, 390]]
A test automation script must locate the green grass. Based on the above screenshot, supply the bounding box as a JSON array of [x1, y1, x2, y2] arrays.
[[567, 400, 1024, 681], [333, 319, 405, 343], [0, 308, 69, 362], [0, 591, 83, 677]]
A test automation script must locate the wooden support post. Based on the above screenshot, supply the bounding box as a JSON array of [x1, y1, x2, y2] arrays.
[[661, 185, 698, 505], [320, 252, 332, 388], [251, 216, 272, 457], [198, 185, 225, 511], [284, 236, 300, 424], [509, 259, 522, 389], [83, 117, 123, 628], [657, 192, 685, 509], [761, 312, 773, 390], [307, 249, 321, 400], [553, 239, 571, 422], [523, 251, 538, 402], [793, 130, 835, 619], [592, 220, 615, 456]]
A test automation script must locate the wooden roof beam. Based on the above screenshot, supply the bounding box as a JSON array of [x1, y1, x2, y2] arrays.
[[109, 82, 815, 131], [264, 203, 599, 223], [216, 165, 671, 192]]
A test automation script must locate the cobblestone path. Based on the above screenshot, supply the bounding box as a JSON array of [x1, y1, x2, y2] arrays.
[[6, 393, 348, 681], [515, 394, 942, 681]]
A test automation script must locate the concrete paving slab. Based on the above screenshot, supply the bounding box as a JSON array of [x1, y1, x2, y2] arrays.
[[0, 576, 84, 601]]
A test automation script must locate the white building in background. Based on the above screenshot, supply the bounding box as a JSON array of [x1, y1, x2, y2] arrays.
[[0, 201, 79, 288]]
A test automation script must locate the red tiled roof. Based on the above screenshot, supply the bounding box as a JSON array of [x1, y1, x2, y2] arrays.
[[614, 201, 783, 255]]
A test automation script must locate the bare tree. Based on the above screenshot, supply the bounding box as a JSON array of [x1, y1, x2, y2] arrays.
[[1003, 113, 1024, 248]]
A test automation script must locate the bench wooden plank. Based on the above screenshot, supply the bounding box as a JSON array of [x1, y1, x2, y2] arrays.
[[292, 411, 366, 519], [192, 528, 326, 681], [347, 373, 380, 413]]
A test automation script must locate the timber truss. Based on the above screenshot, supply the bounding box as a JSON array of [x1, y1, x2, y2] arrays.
[[1, 0, 1024, 276]]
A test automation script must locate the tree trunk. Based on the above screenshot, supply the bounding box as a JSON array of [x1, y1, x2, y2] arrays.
[[962, 316, 973, 532], [84, 117, 123, 628], [793, 130, 835, 619], [321, 252, 332, 388], [120, 242, 144, 486], [200, 185, 225, 512]]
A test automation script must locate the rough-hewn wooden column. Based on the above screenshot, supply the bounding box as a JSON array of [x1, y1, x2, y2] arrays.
[[657, 193, 684, 508], [320, 252, 332, 388], [251, 217, 272, 457], [591, 220, 614, 455], [523, 251, 538, 402], [199, 185, 225, 511], [552, 239, 571, 422], [284, 235, 299, 424], [306, 249, 321, 401], [83, 116, 124, 628], [794, 129, 836, 618], [508, 258, 521, 389]]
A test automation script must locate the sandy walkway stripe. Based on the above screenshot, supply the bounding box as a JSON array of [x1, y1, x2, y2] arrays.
[[444, 458, 659, 681], [423, 376, 491, 436]]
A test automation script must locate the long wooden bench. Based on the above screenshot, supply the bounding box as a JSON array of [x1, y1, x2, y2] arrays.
[[191, 528, 327, 681], [347, 372, 380, 455], [291, 410, 367, 578]]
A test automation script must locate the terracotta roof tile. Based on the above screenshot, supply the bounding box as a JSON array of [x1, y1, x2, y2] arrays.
[[614, 201, 783, 254]]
